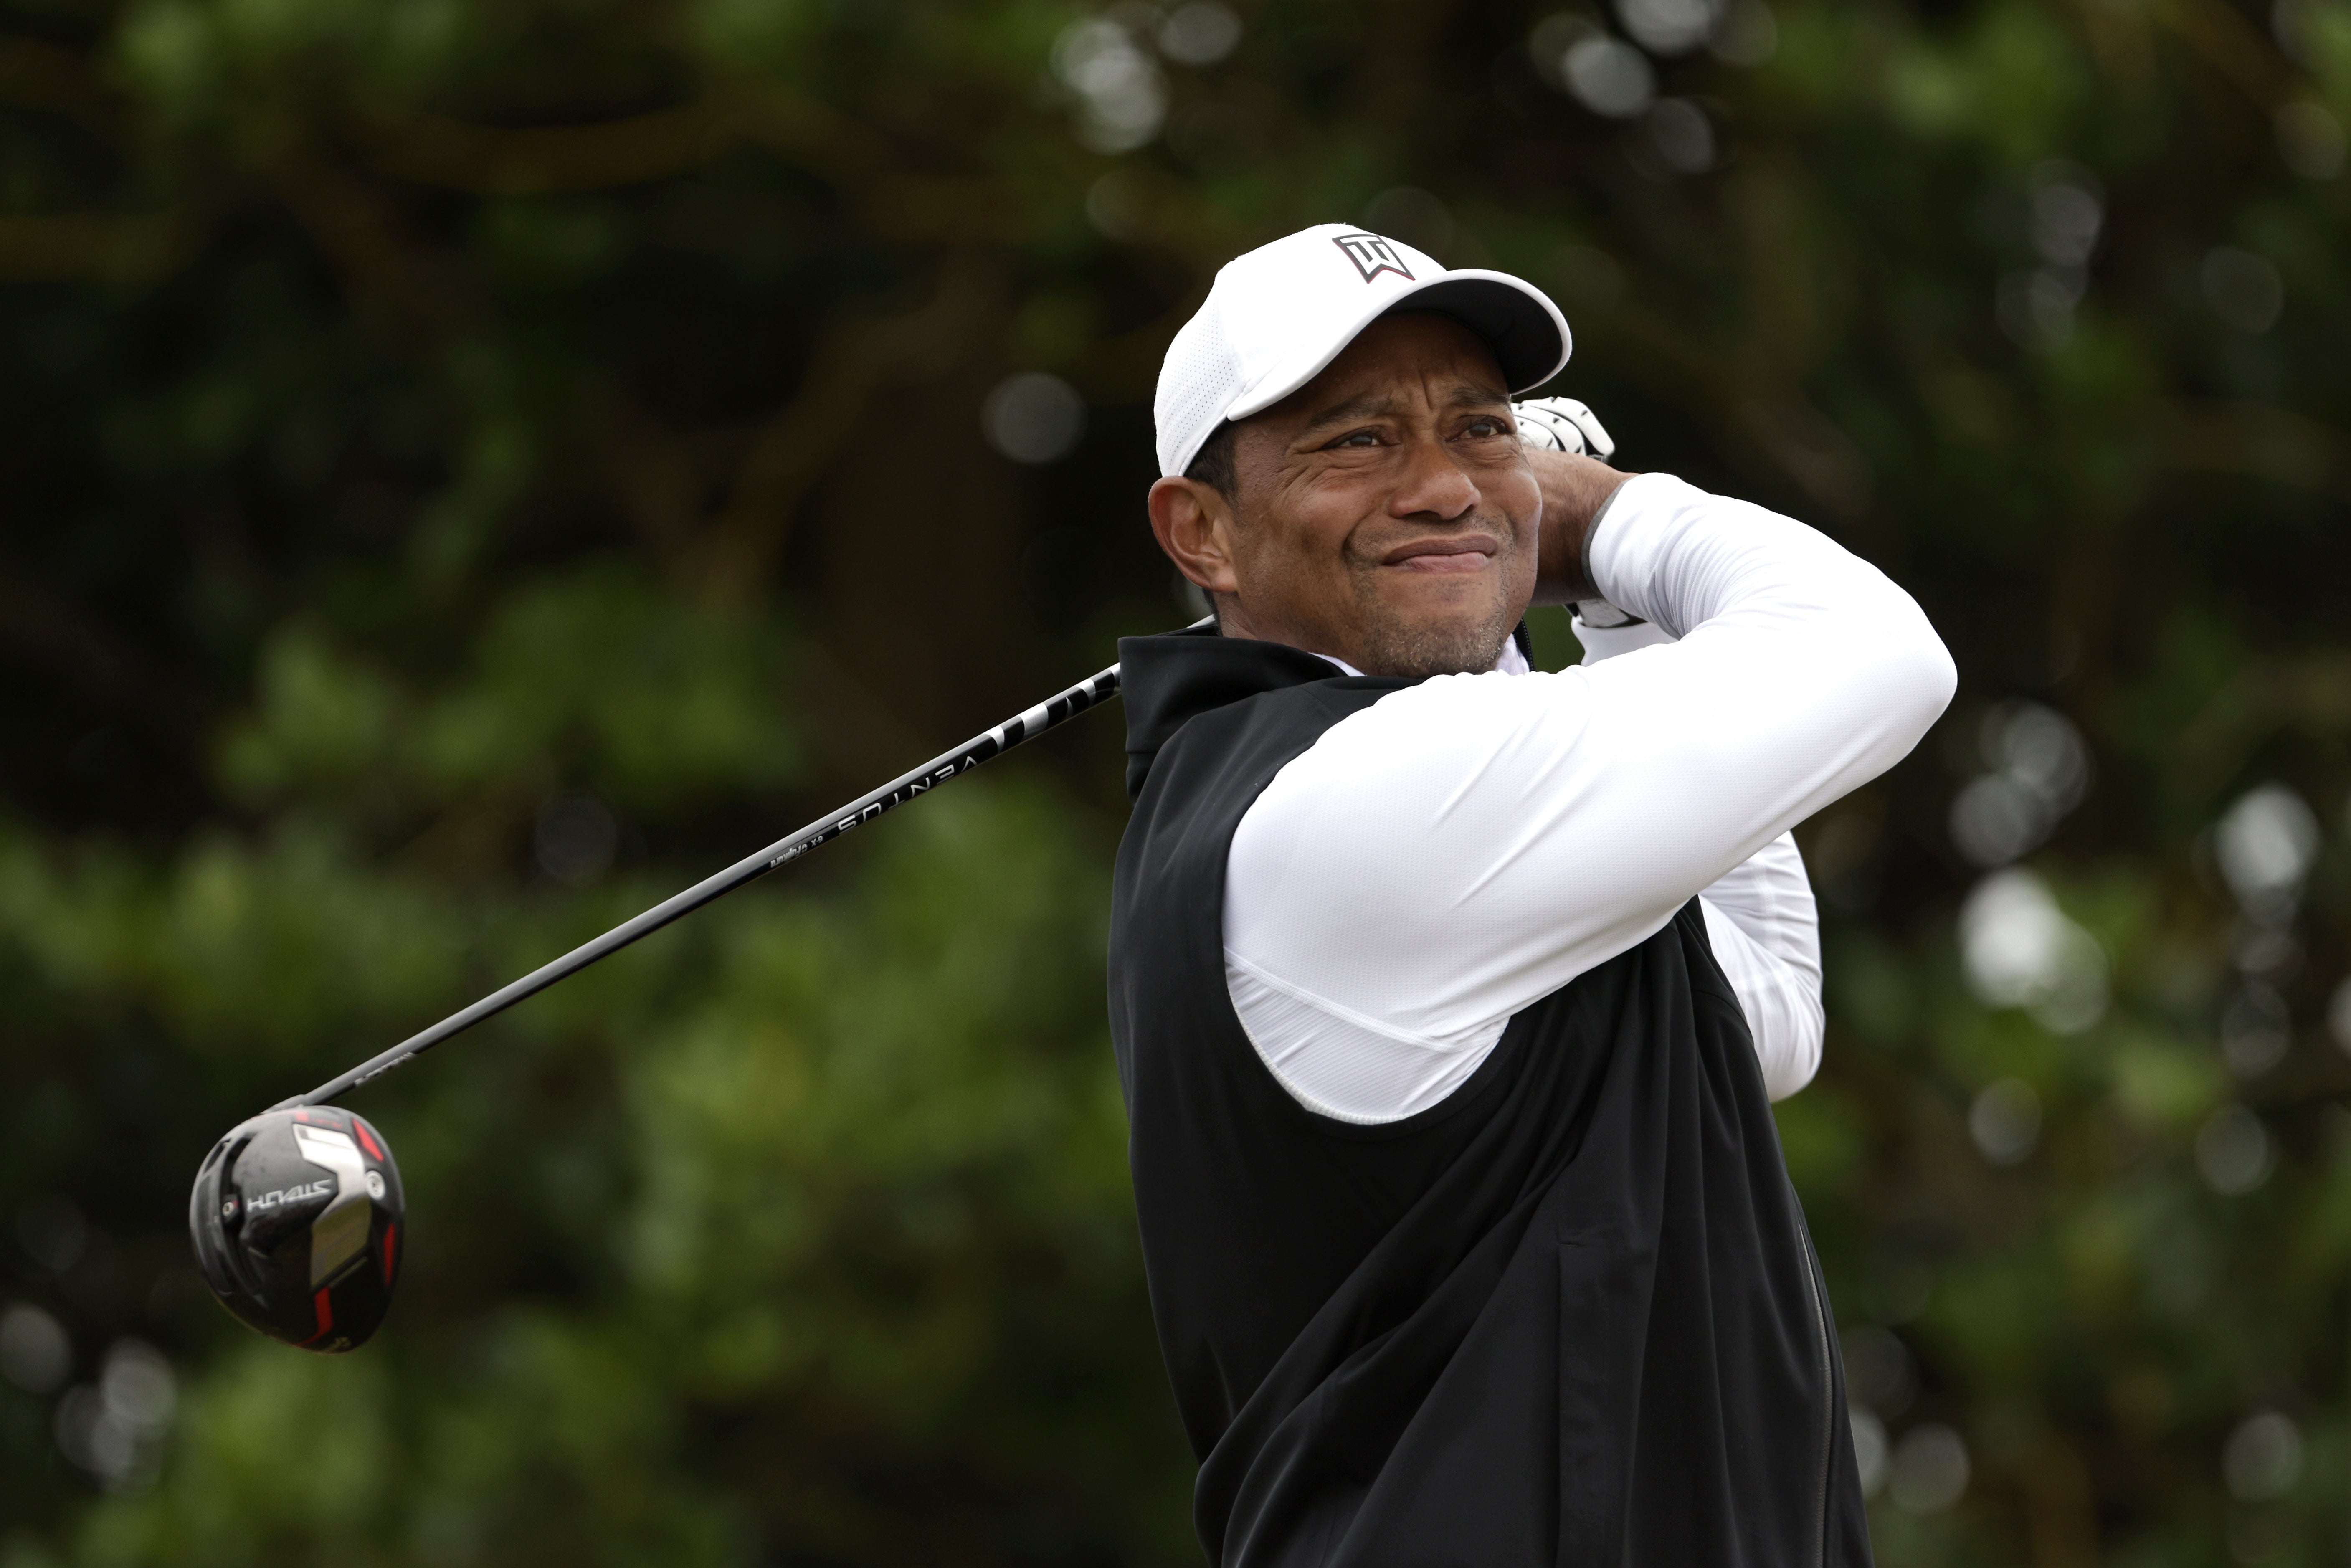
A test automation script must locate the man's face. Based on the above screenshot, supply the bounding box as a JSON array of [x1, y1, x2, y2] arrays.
[[1150, 312, 1542, 679]]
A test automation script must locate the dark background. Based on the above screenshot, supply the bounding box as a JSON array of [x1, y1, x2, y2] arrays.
[[2, 0, 2349, 1562]]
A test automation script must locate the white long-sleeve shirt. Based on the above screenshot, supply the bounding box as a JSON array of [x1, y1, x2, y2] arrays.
[[1221, 472, 1954, 1125], [1577, 616, 1825, 1101]]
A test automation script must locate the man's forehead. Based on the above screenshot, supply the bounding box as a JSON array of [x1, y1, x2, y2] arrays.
[[1259, 313, 1510, 432]]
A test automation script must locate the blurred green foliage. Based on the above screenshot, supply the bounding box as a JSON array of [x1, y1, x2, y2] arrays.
[[0, 0, 2348, 1563]]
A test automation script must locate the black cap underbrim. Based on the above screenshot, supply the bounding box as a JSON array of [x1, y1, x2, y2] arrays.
[[1378, 276, 1571, 394]]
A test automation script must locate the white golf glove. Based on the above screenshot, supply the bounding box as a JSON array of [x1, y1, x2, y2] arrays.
[[1511, 395, 1616, 461], [1510, 397, 1639, 629]]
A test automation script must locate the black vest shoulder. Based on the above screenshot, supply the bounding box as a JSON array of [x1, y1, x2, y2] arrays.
[[1106, 630, 1873, 1568]]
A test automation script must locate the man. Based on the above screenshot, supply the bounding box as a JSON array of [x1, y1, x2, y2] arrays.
[[1105, 224, 1954, 1565]]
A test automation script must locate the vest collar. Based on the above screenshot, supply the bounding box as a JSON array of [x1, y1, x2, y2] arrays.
[[1117, 628, 1350, 801], [1116, 620, 1537, 800]]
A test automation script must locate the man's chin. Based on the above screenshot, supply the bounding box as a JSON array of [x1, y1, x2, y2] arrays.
[[1348, 601, 1521, 680]]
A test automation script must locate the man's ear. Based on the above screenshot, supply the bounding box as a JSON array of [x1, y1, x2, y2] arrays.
[[1147, 476, 1241, 597]]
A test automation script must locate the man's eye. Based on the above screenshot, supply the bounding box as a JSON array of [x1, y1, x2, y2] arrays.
[[1330, 430, 1383, 448], [1463, 418, 1510, 438]]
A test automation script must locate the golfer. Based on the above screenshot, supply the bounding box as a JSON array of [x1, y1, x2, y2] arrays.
[[1107, 225, 1954, 1565]]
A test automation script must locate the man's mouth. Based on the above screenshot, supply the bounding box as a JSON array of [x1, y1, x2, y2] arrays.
[[1383, 536, 1499, 574]]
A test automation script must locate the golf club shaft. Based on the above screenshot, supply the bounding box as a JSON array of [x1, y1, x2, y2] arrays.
[[277, 661, 1125, 1110]]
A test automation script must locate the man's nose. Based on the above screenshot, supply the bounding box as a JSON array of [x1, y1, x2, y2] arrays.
[[1386, 433, 1480, 522]]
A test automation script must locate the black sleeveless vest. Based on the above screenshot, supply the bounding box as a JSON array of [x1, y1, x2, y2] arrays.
[[1106, 628, 1872, 1568]]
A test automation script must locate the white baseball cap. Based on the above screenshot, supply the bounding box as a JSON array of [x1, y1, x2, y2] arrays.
[[1153, 223, 1572, 478]]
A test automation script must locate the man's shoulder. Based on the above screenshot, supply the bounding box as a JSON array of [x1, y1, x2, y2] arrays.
[[1120, 630, 1413, 802], [1134, 676, 1408, 807]]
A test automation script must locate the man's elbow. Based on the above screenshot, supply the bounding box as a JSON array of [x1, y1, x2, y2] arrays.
[[1853, 608, 1958, 760], [1763, 992, 1825, 1102], [1908, 628, 1960, 729]]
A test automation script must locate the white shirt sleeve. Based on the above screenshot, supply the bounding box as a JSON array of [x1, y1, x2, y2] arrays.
[[1696, 835, 1823, 1101], [1222, 473, 1951, 1124], [1571, 610, 1824, 1101]]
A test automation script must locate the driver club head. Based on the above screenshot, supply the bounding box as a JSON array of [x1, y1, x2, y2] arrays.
[[189, 1106, 404, 1353]]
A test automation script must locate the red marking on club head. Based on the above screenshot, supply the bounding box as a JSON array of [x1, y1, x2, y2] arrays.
[[353, 1120, 384, 1161], [298, 1287, 334, 1346], [382, 1223, 398, 1282]]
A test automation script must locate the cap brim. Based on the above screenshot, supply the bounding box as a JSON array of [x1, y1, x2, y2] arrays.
[[1224, 269, 1572, 426]]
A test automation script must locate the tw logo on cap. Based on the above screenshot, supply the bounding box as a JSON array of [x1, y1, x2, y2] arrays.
[[1332, 233, 1414, 284]]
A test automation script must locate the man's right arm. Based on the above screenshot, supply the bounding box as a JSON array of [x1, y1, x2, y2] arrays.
[[1221, 474, 1954, 1112], [1528, 447, 1627, 607]]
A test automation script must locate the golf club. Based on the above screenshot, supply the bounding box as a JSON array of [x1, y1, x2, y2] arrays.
[[189, 653, 1130, 1351]]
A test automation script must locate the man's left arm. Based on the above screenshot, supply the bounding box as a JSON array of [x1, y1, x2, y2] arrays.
[[1697, 836, 1823, 1102], [1574, 610, 1823, 1100]]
